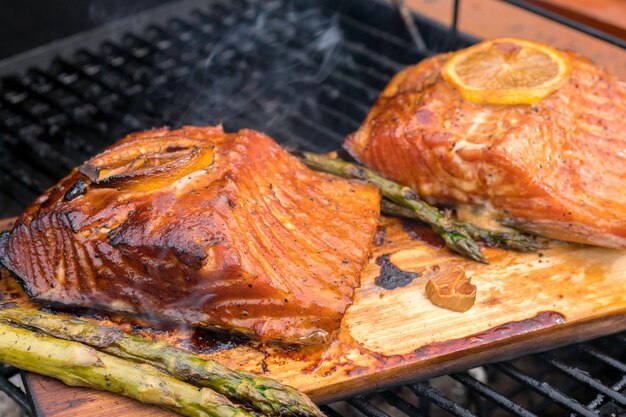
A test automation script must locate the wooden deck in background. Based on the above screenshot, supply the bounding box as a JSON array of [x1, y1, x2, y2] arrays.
[[407, 0, 626, 78]]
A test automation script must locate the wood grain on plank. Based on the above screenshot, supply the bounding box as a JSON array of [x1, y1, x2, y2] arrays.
[[24, 376, 173, 417], [1, 216, 624, 416]]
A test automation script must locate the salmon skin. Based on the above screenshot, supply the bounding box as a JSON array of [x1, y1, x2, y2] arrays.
[[345, 51, 626, 248], [0, 126, 380, 344]]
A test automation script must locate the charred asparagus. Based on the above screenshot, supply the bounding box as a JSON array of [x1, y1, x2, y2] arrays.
[[0, 306, 323, 417], [300, 152, 487, 262], [380, 200, 540, 252], [0, 322, 253, 417], [301, 152, 541, 260]]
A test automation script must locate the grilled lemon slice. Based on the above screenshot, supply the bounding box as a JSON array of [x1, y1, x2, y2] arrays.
[[442, 38, 572, 105], [79, 136, 215, 191]]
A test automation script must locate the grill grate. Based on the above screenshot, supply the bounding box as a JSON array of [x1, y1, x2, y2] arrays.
[[0, 0, 624, 416], [0, 0, 443, 214]]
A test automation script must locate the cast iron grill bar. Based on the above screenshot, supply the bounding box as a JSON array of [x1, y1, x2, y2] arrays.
[[72, 49, 175, 124], [100, 42, 210, 126], [190, 38, 380, 117], [26, 69, 113, 144], [246, 34, 383, 101], [275, 31, 395, 88], [0, 86, 95, 164], [587, 374, 626, 411], [347, 397, 393, 417], [3, 75, 101, 152], [495, 362, 597, 417], [339, 38, 405, 75], [579, 346, 626, 373], [328, 12, 424, 63], [538, 353, 626, 407], [380, 391, 427, 416], [53, 57, 131, 106], [0, 97, 78, 174], [0, 191, 23, 215], [75, 48, 157, 100], [411, 382, 476, 417], [0, 165, 47, 198], [0, 370, 31, 416], [0, 171, 38, 208], [33, 63, 127, 126], [319, 405, 344, 417], [451, 372, 539, 417], [120, 24, 295, 140]]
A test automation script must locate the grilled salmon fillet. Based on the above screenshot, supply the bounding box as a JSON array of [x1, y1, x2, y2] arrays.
[[345, 51, 626, 248], [0, 126, 380, 344]]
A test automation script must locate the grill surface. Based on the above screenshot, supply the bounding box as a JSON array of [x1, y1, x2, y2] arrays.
[[0, 0, 624, 416]]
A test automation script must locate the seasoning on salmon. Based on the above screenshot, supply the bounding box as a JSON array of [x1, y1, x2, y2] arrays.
[[345, 49, 626, 248]]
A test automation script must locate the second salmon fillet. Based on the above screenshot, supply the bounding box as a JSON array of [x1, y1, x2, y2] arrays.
[[345, 51, 626, 248]]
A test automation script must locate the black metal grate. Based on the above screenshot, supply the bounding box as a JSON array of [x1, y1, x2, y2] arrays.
[[319, 332, 626, 417], [0, 0, 469, 216], [0, 0, 624, 416]]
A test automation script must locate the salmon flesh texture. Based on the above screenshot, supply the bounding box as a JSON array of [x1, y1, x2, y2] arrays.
[[345, 51, 626, 248], [0, 126, 381, 344]]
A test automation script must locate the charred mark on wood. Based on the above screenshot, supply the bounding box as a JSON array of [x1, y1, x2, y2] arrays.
[[375, 253, 421, 290]]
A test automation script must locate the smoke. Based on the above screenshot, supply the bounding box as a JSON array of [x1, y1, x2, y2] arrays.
[[1, 0, 411, 344], [78, 1, 352, 337], [125, 0, 347, 150]]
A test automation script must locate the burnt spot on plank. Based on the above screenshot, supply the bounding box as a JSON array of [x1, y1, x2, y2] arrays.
[[375, 253, 421, 290]]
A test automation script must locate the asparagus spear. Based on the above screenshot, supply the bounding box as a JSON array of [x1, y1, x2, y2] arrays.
[[0, 322, 253, 417], [300, 152, 487, 262], [0, 306, 324, 417], [381, 200, 541, 252]]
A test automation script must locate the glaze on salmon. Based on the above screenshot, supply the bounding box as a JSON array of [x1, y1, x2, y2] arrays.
[[0, 126, 381, 344], [345, 52, 626, 248]]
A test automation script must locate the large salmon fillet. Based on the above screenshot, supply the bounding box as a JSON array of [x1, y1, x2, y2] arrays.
[[0, 126, 380, 344], [345, 51, 626, 248]]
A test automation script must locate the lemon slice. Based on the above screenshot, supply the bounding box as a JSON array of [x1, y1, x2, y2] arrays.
[[79, 136, 215, 191], [442, 38, 572, 105]]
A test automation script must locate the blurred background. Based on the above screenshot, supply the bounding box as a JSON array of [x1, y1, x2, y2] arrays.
[[0, 1, 169, 60], [1, 0, 624, 77]]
